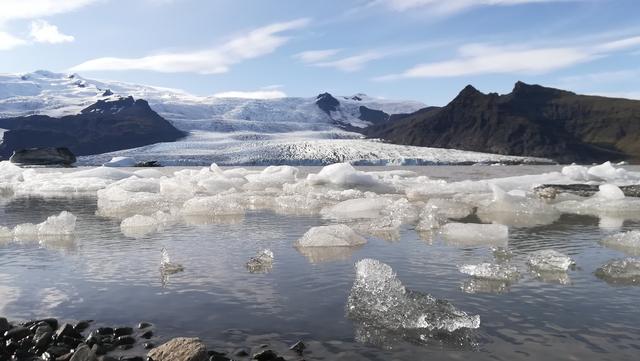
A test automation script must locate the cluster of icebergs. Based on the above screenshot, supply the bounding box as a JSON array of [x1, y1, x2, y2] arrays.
[[0, 211, 76, 246]]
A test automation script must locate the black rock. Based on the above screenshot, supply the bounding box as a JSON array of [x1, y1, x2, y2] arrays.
[[118, 344, 133, 350], [140, 330, 153, 339], [95, 327, 114, 336], [119, 357, 144, 361], [74, 320, 92, 333], [69, 344, 96, 361], [4, 326, 31, 340], [233, 348, 249, 357], [315, 92, 340, 115], [9, 147, 76, 166], [289, 341, 305, 354], [39, 318, 59, 330], [113, 327, 133, 337], [358, 106, 389, 125], [137, 322, 152, 329], [143, 342, 154, 350], [102, 89, 114, 96], [114, 335, 135, 346], [55, 324, 83, 341], [33, 324, 54, 349], [252, 349, 284, 361], [59, 335, 83, 348], [45, 344, 71, 357], [0, 317, 10, 333], [134, 161, 161, 167]]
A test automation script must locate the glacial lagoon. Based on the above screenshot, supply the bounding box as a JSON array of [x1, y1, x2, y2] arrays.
[[1, 163, 640, 360]]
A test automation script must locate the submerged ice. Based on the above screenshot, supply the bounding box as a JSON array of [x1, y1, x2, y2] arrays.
[[347, 259, 480, 334], [595, 258, 640, 285], [527, 250, 575, 272]]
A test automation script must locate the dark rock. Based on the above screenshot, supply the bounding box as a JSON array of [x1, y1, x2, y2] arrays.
[[119, 357, 144, 361], [315, 92, 340, 115], [252, 349, 284, 361], [95, 327, 114, 336], [233, 348, 249, 357], [358, 106, 389, 125], [134, 161, 162, 167], [140, 330, 153, 339], [137, 322, 152, 329], [39, 318, 59, 330], [143, 342, 155, 350], [0, 96, 186, 160], [0, 317, 10, 333], [114, 335, 135, 346], [367, 81, 640, 163], [45, 344, 71, 357], [69, 344, 97, 361], [9, 147, 76, 165], [118, 344, 133, 350], [113, 327, 133, 337], [59, 335, 83, 348], [33, 324, 54, 349], [97, 356, 118, 361], [74, 320, 92, 333], [55, 324, 83, 341], [4, 326, 31, 340], [102, 89, 113, 96], [289, 341, 305, 354]]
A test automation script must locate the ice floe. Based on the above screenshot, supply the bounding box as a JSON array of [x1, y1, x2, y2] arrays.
[[295, 224, 367, 248], [37, 211, 77, 236], [306, 163, 380, 188], [527, 250, 575, 272], [600, 231, 640, 255], [246, 249, 274, 273], [477, 185, 560, 227], [595, 258, 640, 285], [347, 259, 480, 335], [439, 223, 508, 247], [458, 263, 519, 281]]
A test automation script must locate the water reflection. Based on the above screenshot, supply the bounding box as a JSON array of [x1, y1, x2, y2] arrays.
[[295, 246, 361, 264]]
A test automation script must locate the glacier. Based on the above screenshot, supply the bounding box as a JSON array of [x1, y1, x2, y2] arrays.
[[0, 70, 549, 165]]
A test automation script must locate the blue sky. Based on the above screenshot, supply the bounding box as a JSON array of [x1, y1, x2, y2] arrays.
[[0, 0, 639, 105]]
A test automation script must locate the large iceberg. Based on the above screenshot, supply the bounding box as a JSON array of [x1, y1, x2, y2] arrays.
[[347, 259, 480, 336]]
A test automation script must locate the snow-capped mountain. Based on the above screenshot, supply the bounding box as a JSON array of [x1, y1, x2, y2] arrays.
[[0, 70, 549, 165]]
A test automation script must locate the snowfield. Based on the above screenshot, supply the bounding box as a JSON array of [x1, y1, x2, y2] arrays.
[[0, 70, 550, 165]]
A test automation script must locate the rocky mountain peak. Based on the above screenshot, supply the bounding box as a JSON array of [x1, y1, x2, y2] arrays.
[[315, 92, 340, 114]]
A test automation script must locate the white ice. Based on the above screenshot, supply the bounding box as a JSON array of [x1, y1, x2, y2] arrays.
[[103, 157, 136, 167], [595, 258, 640, 285], [295, 224, 367, 247], [600, 230, 640, 255], [527, 250, 574, 272], [37, 211, 77, 235], [458, 263, 520, 281], [439, 223, 508, 246]]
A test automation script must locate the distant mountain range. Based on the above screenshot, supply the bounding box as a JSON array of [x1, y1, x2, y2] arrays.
[[4, 70, 638, 165], [367, 82, 640, 163]]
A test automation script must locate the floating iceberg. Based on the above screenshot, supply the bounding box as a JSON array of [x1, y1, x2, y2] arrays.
[[120, 214, 160, 238], [37, 211, 77, 236], [458, 263, 519, 281], [246, 249, 274, 273], [595, 258, 640, 285], [295, 224, 367, 247], [477, 184, 559, 227], [307, 163, 380, 188], [424, 198, 474, 219], [527, 250, 575, 272], [13, 223, 38, 242], [600, 231, 640, 255], [180, 195, 245, 216], [439, 223, 508, 247], [0, 226, 12, 243], [347, 259, 480, 335]]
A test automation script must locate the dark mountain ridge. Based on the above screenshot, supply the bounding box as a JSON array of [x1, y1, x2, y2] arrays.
[[0, 96, 186, 159], [366, 82, 640, 163]]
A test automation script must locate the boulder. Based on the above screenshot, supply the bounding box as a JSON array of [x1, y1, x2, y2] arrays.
[[147, 337, 208, 361], [10, 147, 76, 165]]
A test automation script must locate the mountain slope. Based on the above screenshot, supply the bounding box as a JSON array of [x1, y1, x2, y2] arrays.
[[0, 96, 185, 159], [367, 82, 640, 163]]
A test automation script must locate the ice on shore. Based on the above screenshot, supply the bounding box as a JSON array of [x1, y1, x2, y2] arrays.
[[295, 224, 367, 247], [458, 263, 519, 281], [527, 250, 575, 272], [103, 156, 136, 167], [439, 223, 508, 247], [600, 231, 640, 255], [347, 259, 480, 333], [595, 258, 640, 285], [246, 249, 274, 273]]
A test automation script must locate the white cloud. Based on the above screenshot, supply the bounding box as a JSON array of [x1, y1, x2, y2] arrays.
[[377, 0, 577, 14], [294, 49, 341, 63], [0, 31, 26, 50], [314, 51, 385, 72], [0, 0, 99, 23], [71, 18, 310, 74], [376, 35, 640, 80], [29, 20, 74, 43], [213, 90, 287, 99]]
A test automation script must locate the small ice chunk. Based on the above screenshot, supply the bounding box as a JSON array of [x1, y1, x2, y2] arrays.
[[600, 230, 640, 255], [120, 214, 160, 238], [103, 156, 136, 167], [246, 249, 274, 273], [440, 223, 508, 246], [595, 258, 640, 285], [0, 226, 12, 243], [527, 250, 574, 272], [415, 205, 447, 231], [13, 223, 38, 242], [587, 161, 627, 181], [347, 259, 480, 333], [160, 248, 184, 274], [37, 211, 77, 235], [307, 163, 379, 188], [295, 224, 367, 247], [244, 165, 298, 189], [458, 263, 519, 281], [595, 184, 625, 200], [425, 198, 473, 219]]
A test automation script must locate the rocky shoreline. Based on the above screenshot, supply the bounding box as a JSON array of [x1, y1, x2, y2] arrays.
[[0, 317, 302, 361]]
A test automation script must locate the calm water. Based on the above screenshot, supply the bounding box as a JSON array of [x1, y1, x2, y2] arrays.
[[1, 165, 640, 360]]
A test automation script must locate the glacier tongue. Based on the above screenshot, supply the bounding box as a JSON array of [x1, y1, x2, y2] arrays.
[[347, 259, 480, 337]]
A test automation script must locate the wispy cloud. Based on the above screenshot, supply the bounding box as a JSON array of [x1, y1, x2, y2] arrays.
[[71, 18, 310, 74], [29, 20, 74, 43], [314, 51, 386, 72], [294, 49, 342, 63], [0, 0, 100, 23], [558, 69, 640, 85], [375, 0, 579, 15], [376, 35, 640, 80], [0, 31, 26, 50]]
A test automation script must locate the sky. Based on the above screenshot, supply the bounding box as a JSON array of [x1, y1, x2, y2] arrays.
[[0, 0, 639, 105]]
